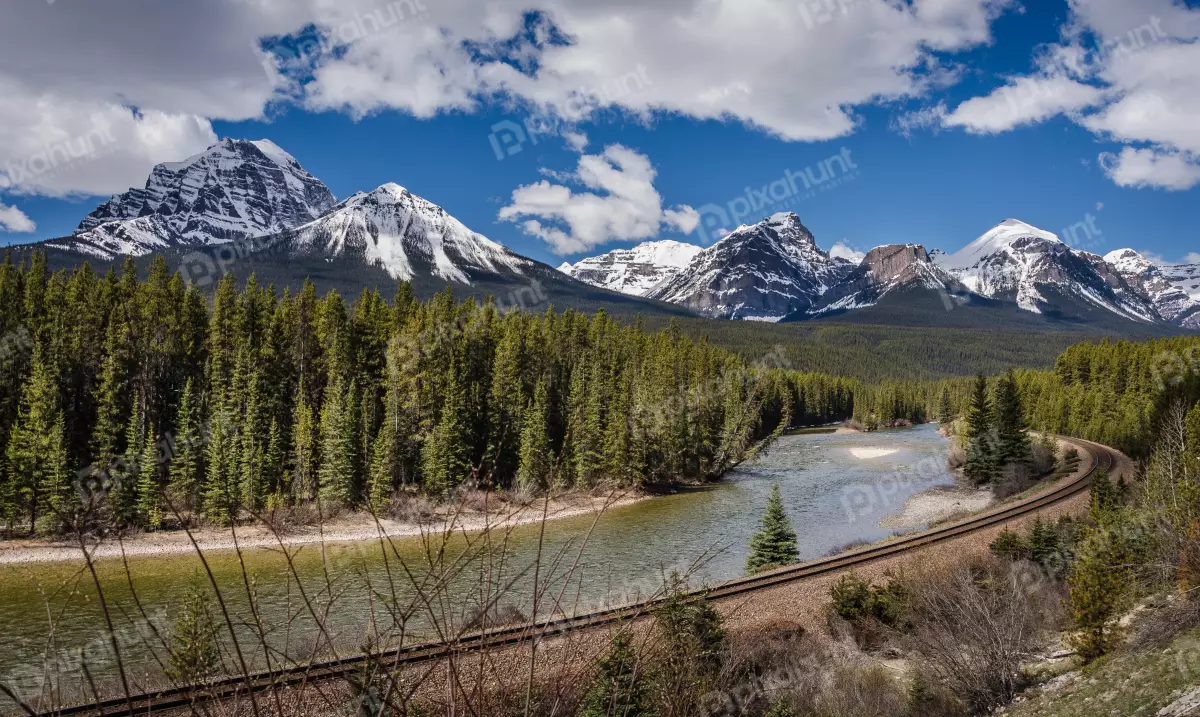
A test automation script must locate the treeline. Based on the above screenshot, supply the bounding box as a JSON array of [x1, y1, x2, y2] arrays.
[[0, 251, 860, 536], [850, 381, 928, 429], [1016, 337, 1200, 456], [641, 316, 1116, 383]]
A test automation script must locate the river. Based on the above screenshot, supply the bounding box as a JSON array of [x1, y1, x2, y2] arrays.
[[0, 424, 954, 701]]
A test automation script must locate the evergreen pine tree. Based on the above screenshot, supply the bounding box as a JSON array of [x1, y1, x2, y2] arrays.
[[937, 386, 954, 425], [136, 430, 162, 529], [168, 379, 202, 508], [202, 408, 237, 525], [166, 587, 221, 682], [580, 631, 653, 717], [994, 370, 1031, 467], [115, 400, 146, 527], [962, 374, 999, 484], [5, 350, 71, 534], [515, 378, 552, 493], [264, 418, 285, 499], [291, 389, 318, 503], [421, 365, 469, 497], [318, 379, 355, 504], [746, 483, 799, 573]]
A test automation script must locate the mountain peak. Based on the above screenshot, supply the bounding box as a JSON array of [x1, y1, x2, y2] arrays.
[[943, 219, 1062, 272], [64, 137, 335, 258], [285, 182, 528, 284], [647, 213, 848, 320]]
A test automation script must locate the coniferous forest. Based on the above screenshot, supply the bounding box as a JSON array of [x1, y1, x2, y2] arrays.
[[0, 250, 860, 537]]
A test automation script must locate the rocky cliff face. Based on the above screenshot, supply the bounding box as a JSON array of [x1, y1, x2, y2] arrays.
[[1105, 248, 1200, 328], [646, 212, 852, 320], [52, 138, 335, 259], [810, 243, 965, 315]]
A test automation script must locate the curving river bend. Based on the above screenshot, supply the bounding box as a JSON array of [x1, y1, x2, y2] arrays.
[[0, 424, 955, 701]]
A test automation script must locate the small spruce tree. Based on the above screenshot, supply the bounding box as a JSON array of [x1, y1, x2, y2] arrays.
[[580, 631, 653, 717], [746, 483, 799, 573], [937, 386, 954, 425], [166, 587, 221, 683]]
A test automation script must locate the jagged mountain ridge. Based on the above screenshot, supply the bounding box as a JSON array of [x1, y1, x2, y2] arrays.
[[1105, 249, 1200, 329], [646, 212, 854, 320], [567, 216, 1192, 330], [811, 244, 969, 315], [557, 240, 702, 297], [936, 219, 1160, 324], [52, 139, 336, 260]]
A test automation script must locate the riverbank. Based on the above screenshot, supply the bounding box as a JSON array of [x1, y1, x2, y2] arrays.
[[0, 489, 650, 566], [879, 484, 994, 530]]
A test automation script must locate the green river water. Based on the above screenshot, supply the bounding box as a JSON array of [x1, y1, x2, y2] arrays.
[[0, 424, 954, 702]]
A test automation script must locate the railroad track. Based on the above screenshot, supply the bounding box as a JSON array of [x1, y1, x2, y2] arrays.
[[35, 437, 1119, 717]]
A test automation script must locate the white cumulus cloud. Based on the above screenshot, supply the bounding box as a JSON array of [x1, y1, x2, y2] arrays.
[[933, 0, 1200, 190], [942, 75, 1106, 133], [1100, 147, 1200, 191], [499, 144, 698, 255], [0, 203, 36, 233], [829, 241, 866, 263]]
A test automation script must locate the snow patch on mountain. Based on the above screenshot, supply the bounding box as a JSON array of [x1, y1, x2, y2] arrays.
[[558, 240, 703, 296], [283, 183, 530, 283]]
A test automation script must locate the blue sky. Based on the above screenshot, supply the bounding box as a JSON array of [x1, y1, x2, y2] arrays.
[[2, 0, 1198, 266]]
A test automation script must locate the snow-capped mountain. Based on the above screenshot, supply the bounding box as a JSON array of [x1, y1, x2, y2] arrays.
[[557, 240, 703, 297], [938, 219, 1159, 323], [1162, 261, 1200, 303], [1105, 249, 1200, 329], [281, 183, 532, 283], [647, 213, 853, 320], [52, 139, 335, 260], [811, 244, 967, 315]]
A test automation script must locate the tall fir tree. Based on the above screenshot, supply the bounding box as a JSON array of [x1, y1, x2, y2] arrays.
[[515, 377, 552, 493], [136, 429, 162, 530], [963, 374, 999, 484], [291, 388, 318, 503], [167, 379, 203, 508], [994, 370, 1031, 467], [202, 408, 238, 525], [421, 364, 470, 497], [937, 385, 954, 425], [746, 483, 799, 574], [115, 399, 146, 527], [5, 349, 71, 534], [317, 378, 355, 504]]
